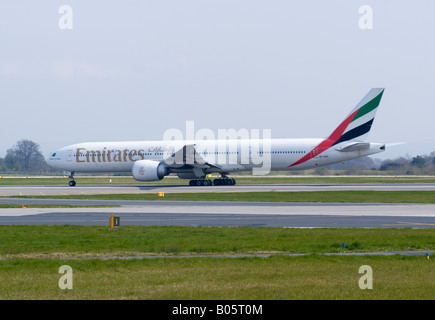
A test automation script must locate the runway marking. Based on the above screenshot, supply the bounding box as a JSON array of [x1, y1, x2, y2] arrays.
[[40, 192, 45, 196], [397, 221, 435, 226]]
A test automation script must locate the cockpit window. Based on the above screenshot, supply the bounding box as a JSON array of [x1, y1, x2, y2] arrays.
[[52, 153, 56, 157]]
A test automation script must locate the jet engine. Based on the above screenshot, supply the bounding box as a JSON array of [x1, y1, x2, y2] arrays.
[[132, 160, 168, 181]]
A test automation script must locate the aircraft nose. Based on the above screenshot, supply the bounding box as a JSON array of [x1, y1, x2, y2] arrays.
[[46, 151, 59, 167]]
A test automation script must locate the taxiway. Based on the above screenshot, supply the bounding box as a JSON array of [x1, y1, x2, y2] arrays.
[[1, 183, 435, 228], [1, 183, 435, 196], [1, 198, 435, 228]]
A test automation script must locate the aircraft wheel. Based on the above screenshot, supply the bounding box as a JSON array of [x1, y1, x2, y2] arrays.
[[69, 180, 76, 187]]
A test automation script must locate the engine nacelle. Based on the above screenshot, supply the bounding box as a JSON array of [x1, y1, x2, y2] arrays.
[[132, 160, 168, 181]]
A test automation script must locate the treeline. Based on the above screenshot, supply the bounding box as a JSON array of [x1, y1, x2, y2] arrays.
[[0, 139, 59, 175], [1, 139, 435, 176], [324, 152, 435, 175]]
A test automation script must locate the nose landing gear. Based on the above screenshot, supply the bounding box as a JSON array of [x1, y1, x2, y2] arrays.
[[67, 172, 76, 186]]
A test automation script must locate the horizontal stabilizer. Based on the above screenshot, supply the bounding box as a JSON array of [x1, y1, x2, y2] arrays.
[[336, 142, 370, 152]]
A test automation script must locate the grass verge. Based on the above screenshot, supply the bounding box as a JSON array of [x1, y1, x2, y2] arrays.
[[1, 225, 433, 257], [1, 255, 434, 299], [15, 190, 435, 203], [1, 225, 434, 300], [0, 204, 119, 209]]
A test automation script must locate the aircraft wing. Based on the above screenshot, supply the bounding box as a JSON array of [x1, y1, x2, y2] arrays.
[[163, 144, 221, 169]]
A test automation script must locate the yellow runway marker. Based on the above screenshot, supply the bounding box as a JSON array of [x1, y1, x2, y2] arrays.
[[40, 192, 45, 196], [398, 222, 435, 227]]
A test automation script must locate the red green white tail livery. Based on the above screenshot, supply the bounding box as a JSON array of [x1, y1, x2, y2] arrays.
[[289, 88, 384, 168]]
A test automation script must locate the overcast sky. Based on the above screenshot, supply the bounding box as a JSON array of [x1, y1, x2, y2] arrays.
[[1, 1, 434, 160]]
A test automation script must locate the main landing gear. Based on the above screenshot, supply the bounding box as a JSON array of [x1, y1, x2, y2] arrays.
[[189, 179, 212, 186], [212, 178, 236, 186], [188, 176, 236, 186]]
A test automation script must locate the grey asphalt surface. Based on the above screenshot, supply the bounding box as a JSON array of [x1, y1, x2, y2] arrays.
[[1, 183, 435, 228], [1, 198, 435, 228], [2, 183, 435, 196]]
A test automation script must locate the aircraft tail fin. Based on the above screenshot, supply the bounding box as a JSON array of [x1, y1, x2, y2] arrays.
[[328, 88, 384, 145], [289, 88, 384, 167]]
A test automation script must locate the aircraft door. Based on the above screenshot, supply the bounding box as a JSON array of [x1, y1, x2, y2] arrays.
[[66, 150, 73, 162]]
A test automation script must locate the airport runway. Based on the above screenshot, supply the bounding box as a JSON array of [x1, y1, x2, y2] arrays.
[[2, 183, 435, 196], [1, 198, 435, 228], [1, 183, 435, 228]]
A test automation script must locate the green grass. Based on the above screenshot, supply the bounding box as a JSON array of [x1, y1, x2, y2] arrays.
[[1, 225, 434, 300], [233, 176, 435, 185], [1, 225, 434, 258], [0, 177, 137, 185], [16, 190, 435, 203], [1, 255, 434, 300], [0, 204, 119, 209]]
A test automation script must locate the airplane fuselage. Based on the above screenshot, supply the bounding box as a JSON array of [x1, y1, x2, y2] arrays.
[[47, 138, 385, 175]]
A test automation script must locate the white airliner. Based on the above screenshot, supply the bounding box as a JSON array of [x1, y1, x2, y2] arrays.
[[47, 88, 386, 186]]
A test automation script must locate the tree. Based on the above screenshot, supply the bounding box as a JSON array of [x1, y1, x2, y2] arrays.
[[411, 156, 426, 168], [4, 149, 16, 170], [13, 139, 45, 172]]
